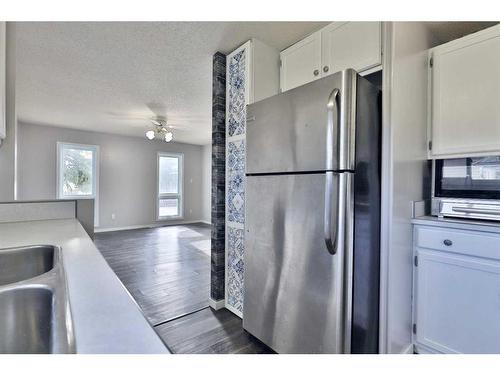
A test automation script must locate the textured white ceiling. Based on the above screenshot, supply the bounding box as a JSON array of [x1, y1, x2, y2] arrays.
[[16, 22, 328, 145]]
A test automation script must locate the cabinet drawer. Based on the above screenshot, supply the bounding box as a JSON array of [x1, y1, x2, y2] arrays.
[[415, 226, 500, 260]]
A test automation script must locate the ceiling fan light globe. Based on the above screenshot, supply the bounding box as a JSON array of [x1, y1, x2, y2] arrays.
[[165, 132, 173, 142], [145, 130, 155, 140]]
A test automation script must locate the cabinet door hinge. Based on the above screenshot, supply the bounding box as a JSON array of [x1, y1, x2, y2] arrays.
[[429, 57, 433, 68], [428, 141, 432, 151], [414, 255, 418, 267], [413, 323, 417, 334]]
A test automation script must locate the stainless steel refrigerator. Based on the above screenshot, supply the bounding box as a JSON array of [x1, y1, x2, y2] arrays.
[[243, 69, 381, 354]]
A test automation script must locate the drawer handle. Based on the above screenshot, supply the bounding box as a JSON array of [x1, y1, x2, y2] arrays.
[[443, 239, 453, 247]]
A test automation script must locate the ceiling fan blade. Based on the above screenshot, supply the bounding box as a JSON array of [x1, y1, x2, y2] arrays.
[[146, 102, 168, 117], [105, 111, 151, 120], [167, 123, 192, 130]]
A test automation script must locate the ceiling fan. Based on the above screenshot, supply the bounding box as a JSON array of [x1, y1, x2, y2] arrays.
[[145, 116, 175, 142], [106, 103, 193, 142]]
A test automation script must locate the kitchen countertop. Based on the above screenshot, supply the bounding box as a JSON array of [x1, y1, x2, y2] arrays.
[[0, 218, 170, 354], [412, 215, 500, 234]]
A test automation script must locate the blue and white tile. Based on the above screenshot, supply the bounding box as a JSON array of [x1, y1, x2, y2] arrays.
[[228, 140, 245, 172], [227, 49, 246, 137], [226, 45, 248, 315], [227, 226, 244, 312], [227, 171, 245, 224]]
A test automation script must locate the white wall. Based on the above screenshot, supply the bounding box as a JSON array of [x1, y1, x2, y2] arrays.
[[380, 22, 439, 354], [17, 122, 208, 230], [202, 144, 211, 223], [0, 23, 17, 201]]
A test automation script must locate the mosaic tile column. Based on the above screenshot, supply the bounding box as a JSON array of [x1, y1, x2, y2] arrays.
[[225, 44, 249, 316], [210, 52, 226, 302]]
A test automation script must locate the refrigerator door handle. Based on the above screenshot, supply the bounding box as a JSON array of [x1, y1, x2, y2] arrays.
[[325, 88, 339, 171], [325, 88, 341, 255], [324, 171, 347, 255]]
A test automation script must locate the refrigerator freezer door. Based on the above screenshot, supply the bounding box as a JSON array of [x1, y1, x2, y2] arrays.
[[243, 172, 353, 353], [246, 69, 357, 174]]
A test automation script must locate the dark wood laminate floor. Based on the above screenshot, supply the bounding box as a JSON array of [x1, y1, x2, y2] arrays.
[[96, 224, 271, 354], [155, 307, 274, 354], [95, 224, 211, 325]]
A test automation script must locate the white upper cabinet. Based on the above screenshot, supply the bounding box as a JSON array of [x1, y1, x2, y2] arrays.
[[250, 39, 281, 104], [428, 24, 500, 158], [228, 39, 280, 107], [321, 22, 381, 76], [280, 22, 382, 92], [280, 31, 322, 92]]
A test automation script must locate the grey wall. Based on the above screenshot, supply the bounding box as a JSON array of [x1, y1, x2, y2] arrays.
[[202, 144, 211, 223], [0, 23, 17, 201], [18, 122, 207, 230]]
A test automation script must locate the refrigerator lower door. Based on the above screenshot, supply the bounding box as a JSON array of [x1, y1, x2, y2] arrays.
[[243, 172, 353, 353]]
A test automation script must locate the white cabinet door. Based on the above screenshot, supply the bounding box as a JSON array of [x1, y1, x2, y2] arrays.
[[280, 31, 321, 92], [429, 25, 500, 158], [415, 248, 500, 354], [321, 22, 381, 76]]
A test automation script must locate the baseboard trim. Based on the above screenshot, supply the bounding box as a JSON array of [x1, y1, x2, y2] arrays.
[[94, 220, 207, 233], [208, 298, 225, 310], [200, 220, 211, 225], [225, 303, 243, 318]]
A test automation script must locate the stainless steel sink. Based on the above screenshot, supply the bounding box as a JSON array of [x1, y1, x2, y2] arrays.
[[0, 245, 55, 286], [0, 287, 53, 353], [0, 245, 75, 354]]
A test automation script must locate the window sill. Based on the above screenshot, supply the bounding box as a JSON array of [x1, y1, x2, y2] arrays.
[[157, 216, 184, 221]]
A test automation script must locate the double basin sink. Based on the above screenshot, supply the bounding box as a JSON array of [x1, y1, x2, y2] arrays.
[[0, 245, 75, 353]]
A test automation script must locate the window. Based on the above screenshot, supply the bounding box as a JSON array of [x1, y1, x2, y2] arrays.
[[157, 152, 183, 219], [57, 142, 99, 225]]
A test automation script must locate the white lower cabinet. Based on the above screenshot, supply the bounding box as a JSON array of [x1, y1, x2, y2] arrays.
[[413, 224, 500, 354]]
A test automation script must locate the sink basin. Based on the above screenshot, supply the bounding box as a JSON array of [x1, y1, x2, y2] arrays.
[[0, 287, 53, 353], [0, 245, 75, 353], [0, 245, 56, 286]]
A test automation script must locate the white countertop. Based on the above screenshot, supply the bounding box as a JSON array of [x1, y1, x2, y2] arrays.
[[0, 218, 170, 354], [412, 215, 500, 234]]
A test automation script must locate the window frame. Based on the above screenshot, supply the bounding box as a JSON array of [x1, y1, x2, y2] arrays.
[[56, 142, 100, 226], [156, 152, 184, 220]]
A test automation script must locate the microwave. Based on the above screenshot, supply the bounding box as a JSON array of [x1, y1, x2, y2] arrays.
[[432, 156, 500, 221]]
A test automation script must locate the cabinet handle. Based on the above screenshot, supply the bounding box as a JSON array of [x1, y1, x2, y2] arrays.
[[323, 66, 329, 73], [313, 69, 319, 76], [443, 239, 453, 246]]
